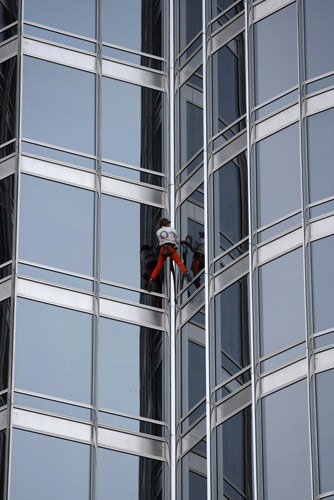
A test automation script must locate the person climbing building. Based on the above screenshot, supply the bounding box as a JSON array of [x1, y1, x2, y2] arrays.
[[191, 232, 205, 288], [147, 218, 191, 291]]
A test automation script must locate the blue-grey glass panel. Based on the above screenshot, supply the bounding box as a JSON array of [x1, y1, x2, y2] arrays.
[[101, 194, 162, 289], [98, 448, 164, 500], [179, 0, 202, 52], [311, 236, 334, 333], [22, 56, 95, 155], [102, 162, 165, 187], [212, 35, 246, 134], [0, 1, 17, 29], [306, 74, 334, 95], [0, 23, 17, 42], [100, 282, 164, 310], [99, 411, 164, 437], [211, 0, 242, 20], [14, 392, 91, 420], [259, 248, 305, 356], [11, 430, 90, 500], [24, 0, 95, 38], [19, 175, 94, 276], [0, 141, 15, 159], [316, 370, 334, 493], [102, 0, 162, 57], [0, 299, 10, 392], [102, 45, 163, 71], [310, 199, 334, 219], [217, 408, 252, 500], [0, 430, 5, 493], [0, 263, 11, 280], [22, 141, 95, 170], [304, 0, 334, 80], [180, 151, 203, 182], [99, 318, 164, 420], [18, 263, 94, 292], [308, 108, 334, 203], [216, 372, 250, 402], [261, 342, 305, 373], [15, 298, 92, 404], [314, 331, 334, 349], [214, 241, 247, 272], [182, 443, 207, 500], [0, 175, 14, 265], [212, 119, 245, 150], [212, 1, 244, 32], [214, 154, 248, 256], [255, 88, 298, 120], [257, 213, 301, 244], [254, 4, 297, 105], [257, 123, 300, 228], [179, 36, 202, 65], [181, 401, 206, 432], [102, 78, 163, 172], [181, 324, 205, 416], [0, 58, 17, 144], [0, 391, 7, 407], [23, 24, 96, 52], [262, 381, 311, 500]]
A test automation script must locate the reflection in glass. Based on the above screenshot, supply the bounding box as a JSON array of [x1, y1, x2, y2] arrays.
[[14, 392, 91, 421], [256, 124, 300, 228], [18, 262, 94, 292], [11, 430, 90, 500], [259, 248, 305, 356], [262, 381, 311, 500], [211, 1, 244, 32], [21, 140, 95, 170], [181, 440, 207, 500], [0, 58, 17, 145], [99, 318, 164, 422], [254, 4, 297, 104], [179, 0, 202, 53], [316, 369, 334, 494], [0, 299, 10, 392], [22, 57, 95, 154], [19, 175, 94, 276], [0, 0, 17, 29], [23, 24, 96, 53], [0, 175, 14, 266], [307, 108, 334, 203], [98, 448, 164, 500], [15, 298, 92, 404], [311, 236, 334, 333]]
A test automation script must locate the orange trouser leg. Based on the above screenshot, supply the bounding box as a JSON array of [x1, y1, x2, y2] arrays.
[[170, 248, 188, 273], [151, 252, 166, 280]]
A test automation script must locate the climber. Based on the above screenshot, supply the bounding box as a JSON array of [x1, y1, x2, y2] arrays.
[[191, 232, 205, 288]]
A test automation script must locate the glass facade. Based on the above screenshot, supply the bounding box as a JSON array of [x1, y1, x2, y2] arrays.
[[0, 1, 333, 499]]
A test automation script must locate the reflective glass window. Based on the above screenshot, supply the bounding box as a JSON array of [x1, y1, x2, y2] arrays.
[[179, 0, 202, 53], [19, 175, 94, 276], [15, 298, 92, 404], [262, 381, 311, 500], [213, 153, 248, 257], [0, 429, 5, 493], [24, 0, 96, 39], [304, 0, 334, 80], [311, 236, 334, 333], [0, 0, 17, 29], [11, 430, 90, 500], [256, 124, 300, 228], [0, 175, 14, 265], [98, 448, 164, 500], [102, 0, 162, 57], [307, 108, 334, 203], [254, 4, 298, 105], [181, 441, 207, 500], [212, 34, 246, 135], [23, 24, 96, 53], [0, 58, 17, 145], [211, 1, 244, 32], [21, 141, 95, 170], [259, 248, 305, 356], [0, 299, 10, 392], [102, 77, 163, 172], [316, 369, 334, 494], [22, 57, 95, 155], [99, 318, 164, 421]]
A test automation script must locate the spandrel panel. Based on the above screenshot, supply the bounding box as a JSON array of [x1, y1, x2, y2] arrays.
[[0, 175, 14, 266], [178, 0, 202, 53], [19, 175, 94, 276], [99, 318, 164, 421], [254, 3, 298, 105], [0, 58, 17, 145], [0, 0, 17, 29], [0, 299, 10, 392], [316, 369, 334, 494], [259, 248, 305, 356], [98, 448, 164, 500], [24, 0, 96, 38], [256, 124, 300, 228], [262, 381, 311, 500], [102, 77, 163, 172], [10, 430, 90, 500], [22, 57, 95, 155], [311, 236, 334, 333], [304, 0, 334, 80], [15, 298, 92, 404], [307, 108, 334, 203]]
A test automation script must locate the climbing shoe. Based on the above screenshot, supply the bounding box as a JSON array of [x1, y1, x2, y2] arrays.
[[184, 272, 192, 283], [147, 279, 153, 292]]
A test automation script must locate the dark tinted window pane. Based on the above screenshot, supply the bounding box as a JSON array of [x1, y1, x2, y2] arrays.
[[254, 4, 297, 104], [0, 58, 17, 144], [98, 448, 164, 500], [307, 108, 334, 203], [0, 429, 5, 496], [257, 124, 300, 227], [11, 430, 90, 500], [0, 175, 14, 265], [0, 299, 10, 392], [15, 299, 92, 404], [259, 248, 305, 356], [181, 321, 205, 416], [182, 442, 207, 500], [304, 0, 334, 79], [262, 381, 311, 500], [99, 318, 164, 420], [102, 78, 162, 172], [22, 57, 95, 155], [24, 0, 96, 38], [19, 175, 94, 276], [179, 0, 202, 52], [0, 0, 17, 29], [311, 236, 334, 333], [316, 370, 334, 494]]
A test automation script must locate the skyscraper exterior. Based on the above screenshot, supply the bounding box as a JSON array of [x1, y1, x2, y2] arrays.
[[0, 0, 333, 499]]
